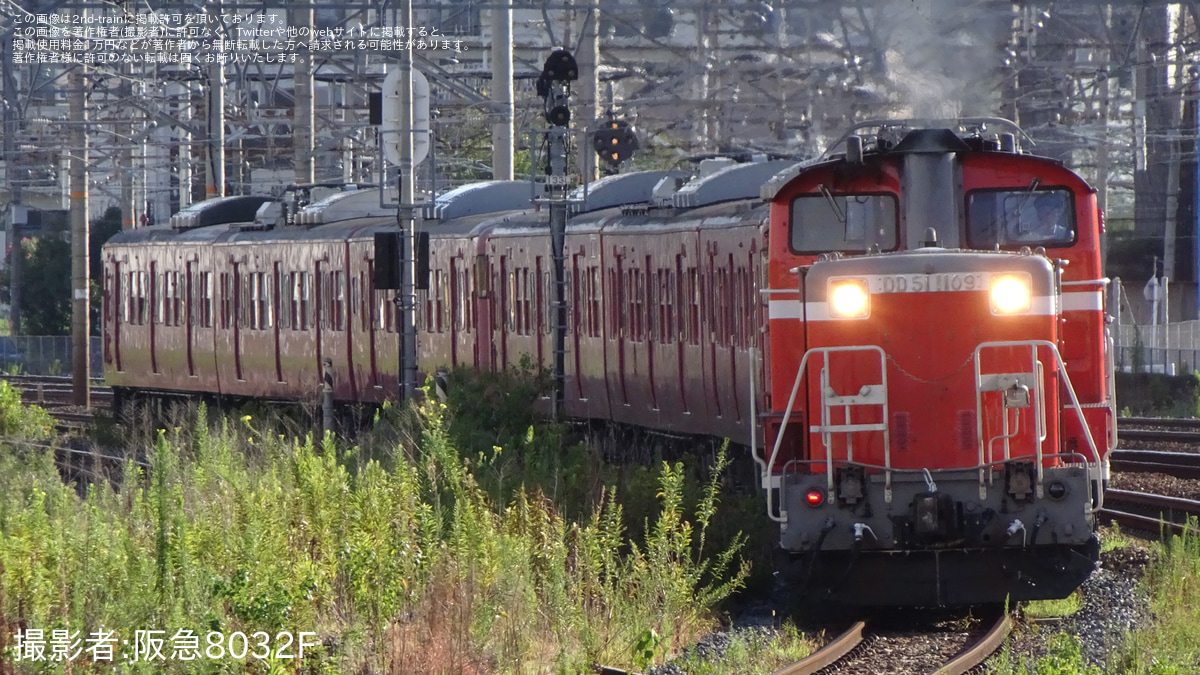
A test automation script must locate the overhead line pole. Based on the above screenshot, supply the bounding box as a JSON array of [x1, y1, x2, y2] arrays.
[[491, 3, 514, 180], [399, 0, 419, 401], [69, 62, 90, 407]]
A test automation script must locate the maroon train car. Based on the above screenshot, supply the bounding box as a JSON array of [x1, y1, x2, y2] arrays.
[[103, 119, 1113, 607]]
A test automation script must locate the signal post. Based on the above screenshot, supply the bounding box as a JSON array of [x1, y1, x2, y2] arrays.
[[538, 49, 577, 418]]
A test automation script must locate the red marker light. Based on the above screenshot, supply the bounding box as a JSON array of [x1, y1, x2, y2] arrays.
[[805, 489, 824, 507]]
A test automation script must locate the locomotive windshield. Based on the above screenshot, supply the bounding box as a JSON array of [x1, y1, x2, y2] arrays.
[[789, 193, 898, 253], [966, 188, 1075, 248]]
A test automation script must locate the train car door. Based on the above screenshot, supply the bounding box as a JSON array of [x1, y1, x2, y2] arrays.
[[534, 256, 545, 369], [313, 258, 324, 382], [450, 256, 460, 366], [365, 262, 380, 388], [605, 248, 629, 407], [704, 244, 721, 419], [644, 254, 658, 412], [341, 245, 357, 400], [232, 261, 243, 381], [473, 250, 492, 370], [105, 259, 122, 372], [150, 260, 159, 374], [273, 262, 285, 383], [570, 251, 583, 400], [185, 260, 195, 377], [498, 254, 508, 371]]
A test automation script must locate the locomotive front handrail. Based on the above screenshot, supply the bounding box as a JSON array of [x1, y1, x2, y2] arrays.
[[765, 344, 890, 523], [974, 340, 1103, 511]]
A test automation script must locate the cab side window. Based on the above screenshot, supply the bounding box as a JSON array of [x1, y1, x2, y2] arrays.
[[789, 193, 898, 254], [966, 189, 1075, 248]]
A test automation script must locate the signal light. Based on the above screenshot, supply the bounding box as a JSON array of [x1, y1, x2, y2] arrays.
[[541, 48, 578, 82], [546, 105, 571, 127], [593, 118, 638, 168], [539, 49, 576, 129], [805, 488, 825, 507]]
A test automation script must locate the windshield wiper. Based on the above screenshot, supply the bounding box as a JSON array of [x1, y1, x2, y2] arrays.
[[818, 184, 846, 226]]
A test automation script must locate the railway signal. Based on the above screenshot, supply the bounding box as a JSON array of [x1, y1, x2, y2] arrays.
[[537, 49, 576, 419], [593, 118, 639, 173]]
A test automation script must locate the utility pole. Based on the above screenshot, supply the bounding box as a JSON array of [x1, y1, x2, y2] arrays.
[[206, 0, 225, 199], [292, 5, 315, 185], [398, 0, 418, 401], [69, 63, 89, 407], [576, 0, 599, 183], [491, 3, 514, 180], [2, 30, 22, 336]]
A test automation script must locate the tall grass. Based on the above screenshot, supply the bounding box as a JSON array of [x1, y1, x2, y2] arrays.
[[0, 386, 749, 673], [1106, 520, 1200, 674]]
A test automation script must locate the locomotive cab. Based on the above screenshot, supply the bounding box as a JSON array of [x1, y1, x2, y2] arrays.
[[761, 119, 1110, 606]]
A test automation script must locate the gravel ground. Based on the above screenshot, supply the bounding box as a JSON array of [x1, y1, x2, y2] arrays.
[[642, 534, 1154, 675]]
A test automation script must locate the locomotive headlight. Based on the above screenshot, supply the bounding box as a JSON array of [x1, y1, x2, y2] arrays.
[[990, 274, 1032, 314], [829, 278, 870, 319]]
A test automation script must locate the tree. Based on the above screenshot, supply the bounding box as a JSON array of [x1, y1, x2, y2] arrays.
[[18, 236, 71, 336]]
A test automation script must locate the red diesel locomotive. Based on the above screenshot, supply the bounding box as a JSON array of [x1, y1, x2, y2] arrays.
[[102, 118, 1112, 606]]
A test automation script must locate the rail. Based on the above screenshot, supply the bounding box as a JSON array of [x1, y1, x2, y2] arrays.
[[769, 621, 865, 675], [1100, 489, 1200, 538]]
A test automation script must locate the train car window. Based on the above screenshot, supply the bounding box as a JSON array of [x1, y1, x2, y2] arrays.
[[277, 271, 290, 330], [541, 268, 551, 336], [249, 273, 260, 329], [427, 276, 436, 331], [124, 272, 132, 324], [789, 193, 898, 253], [163, 273, 173, 326], [660, 269, 672, 342], [468, 268, 475, 333], [298, 272, 307, 331], [335, 272, 344, 332], [317, 272, 327, 330], [154, 271, 164, 325], [183, 265, 193, 326], [687, 267, 700, 346], [334, 271, 346, 332], [201, 272, 212, 329], [436, 269, 447, 333], [522, 268, 531, 336], [239, 274, 250, 329], [139, 272, 149, 325], [609, 266, 620, 338], [451, 265, 461, 333], [966, 188, 1075, 248], [174, 272, 183, 326], [259, 272, 271, 329], [589, 267, 600, 338], [633, 267, 644, 341], [265, 273, 274, 329], [357, 273, 368, 333], [717, 266, 730, 347], [219, 273, 230, 329]]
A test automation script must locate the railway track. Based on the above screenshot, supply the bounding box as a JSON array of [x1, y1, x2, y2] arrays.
[[1, 374, 112, 408], [1099, 489, 1200, 538], [1118, 416, 1200, 444], [596, 613, 1011, 675], [1110, 449, 1200, 479], [778, 613, 1011, 675]]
